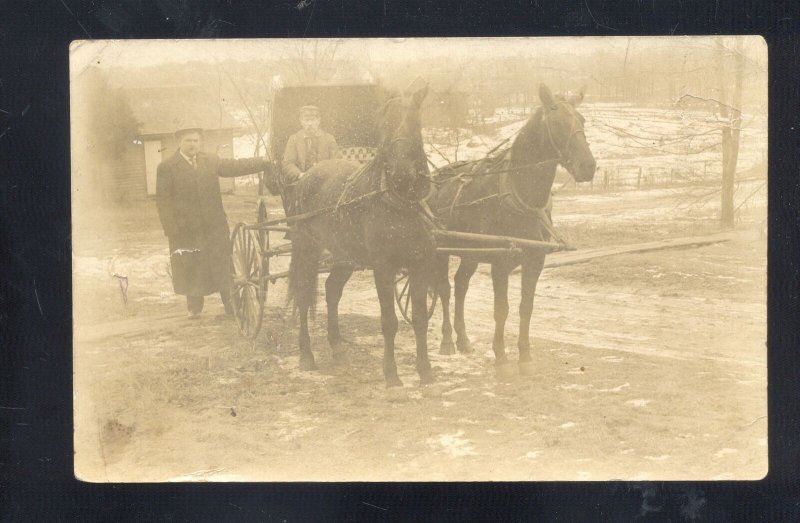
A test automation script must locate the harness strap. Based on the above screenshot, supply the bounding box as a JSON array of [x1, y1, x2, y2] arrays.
[[448, 175, 469, 219], [335, 158, 374, 214]]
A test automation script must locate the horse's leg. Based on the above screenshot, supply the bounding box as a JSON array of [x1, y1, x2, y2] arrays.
[[491, 261, 515, 380], [409, 263, 435, 385], [373, 265, 403, 387], [518, 253, 545, 377], [298, 300, 314, 371], [289, 234, 321, 371], [453, 259, 478, 353], [325, 263, 353, 365], [435, 255, 456, 355]]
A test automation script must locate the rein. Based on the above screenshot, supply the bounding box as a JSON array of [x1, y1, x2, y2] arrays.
[[433, 103, 584, 248], [278, 137, 432, 227]]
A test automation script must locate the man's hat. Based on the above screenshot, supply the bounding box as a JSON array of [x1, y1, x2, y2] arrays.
[[174, 126, 204, 139], [299, 105, 320, 118]]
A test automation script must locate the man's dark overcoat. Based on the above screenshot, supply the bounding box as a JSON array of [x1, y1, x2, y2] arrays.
[[156, 151, 269, 297]]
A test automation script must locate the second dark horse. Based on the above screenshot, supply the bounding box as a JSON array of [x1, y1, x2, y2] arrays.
[[288, 85, 436, 387], [427, 84, 597, 379]]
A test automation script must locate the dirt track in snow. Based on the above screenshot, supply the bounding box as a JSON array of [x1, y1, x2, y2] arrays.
[[73, 183, 766, 482]]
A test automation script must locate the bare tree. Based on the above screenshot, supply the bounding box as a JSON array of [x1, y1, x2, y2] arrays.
[[284, 40, 341, 85], [716, 37, 746, 228]]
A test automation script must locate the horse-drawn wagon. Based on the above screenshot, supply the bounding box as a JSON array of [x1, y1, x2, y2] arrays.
[[228, 81, 594, 384]]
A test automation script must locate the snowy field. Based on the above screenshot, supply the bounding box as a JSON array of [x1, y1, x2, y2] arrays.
[[420, 103, 766, 188], [228, 102, 766, 193]]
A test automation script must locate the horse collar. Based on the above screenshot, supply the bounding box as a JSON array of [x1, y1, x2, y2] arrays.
[[499, 169, 550, 217]]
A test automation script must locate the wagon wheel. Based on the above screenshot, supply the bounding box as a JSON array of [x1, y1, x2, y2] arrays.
[[230, 222, 268, 339], [394, 269, 438, 324], [256, 201, 269, 249]]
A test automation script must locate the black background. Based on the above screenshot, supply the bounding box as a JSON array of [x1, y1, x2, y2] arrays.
[[1, 1, 798, 521]]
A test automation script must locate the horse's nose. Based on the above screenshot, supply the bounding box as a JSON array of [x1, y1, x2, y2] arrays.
[[581, 157, 597, 180], [587, 157, 597, 175]]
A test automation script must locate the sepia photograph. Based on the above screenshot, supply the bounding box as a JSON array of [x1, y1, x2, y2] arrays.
[[70, 36, 767, 482]]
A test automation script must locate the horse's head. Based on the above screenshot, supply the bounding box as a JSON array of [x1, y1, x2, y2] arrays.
[[534, 83, 596, 183], [376, 85, 431, 201]]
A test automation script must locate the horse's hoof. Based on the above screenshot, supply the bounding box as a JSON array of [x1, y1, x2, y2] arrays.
[[385, 386, 409, 402], [419, 370, 436, 386], [421, 382, 446, 398], [385, 375, 404, 388], [332, 351, 350, 366], [439, 339, 456, 355], [519, 361, 536, 377], [299, 357, 317, 371], [457, 338, 473, 354], [495, 362, 516, 382]]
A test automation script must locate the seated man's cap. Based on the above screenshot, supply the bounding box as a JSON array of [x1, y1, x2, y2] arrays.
[[299, 105, 320, 117], [174, 126, 204, 139]]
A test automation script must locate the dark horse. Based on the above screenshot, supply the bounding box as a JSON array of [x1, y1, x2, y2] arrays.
[[287, 85, 436, 387], [427, 84, 596, 379]]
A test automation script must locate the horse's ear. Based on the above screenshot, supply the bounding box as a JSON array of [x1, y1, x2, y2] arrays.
[[411, 84, 429, 109], [539, 83, 557, 110]]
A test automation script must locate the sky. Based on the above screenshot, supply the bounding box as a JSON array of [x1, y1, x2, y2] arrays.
[[68, 36, 765, 76]]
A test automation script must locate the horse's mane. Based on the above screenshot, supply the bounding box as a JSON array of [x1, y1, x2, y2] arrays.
[[510, 106, 545, 157]]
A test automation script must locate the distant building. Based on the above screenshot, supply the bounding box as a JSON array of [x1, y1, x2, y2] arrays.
[[117, 85, 244, 200]]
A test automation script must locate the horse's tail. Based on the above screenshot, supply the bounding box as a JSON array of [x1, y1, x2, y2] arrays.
[[286, 231, 320, 319]]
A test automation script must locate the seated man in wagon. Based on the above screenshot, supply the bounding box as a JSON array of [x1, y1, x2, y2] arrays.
[[282, 105, 340, 185], [281, 105, 340, 222]]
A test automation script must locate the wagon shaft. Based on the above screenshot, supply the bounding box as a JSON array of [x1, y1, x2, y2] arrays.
[[432, 229, 563, 252], [436, 247, 523, 256]]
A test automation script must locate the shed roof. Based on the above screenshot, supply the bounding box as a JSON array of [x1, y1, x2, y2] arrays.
[[123, 84, 243, 137]]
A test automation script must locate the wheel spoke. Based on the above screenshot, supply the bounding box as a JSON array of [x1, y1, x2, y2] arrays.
[[245, 285, 259, 330], [399, 277, 410, 300], [237, 230, 248, 277], [232, 230, 242, 277], [243, 231, 252, 274], [238, 282, 249, 320], [247, 232, 256, 273]]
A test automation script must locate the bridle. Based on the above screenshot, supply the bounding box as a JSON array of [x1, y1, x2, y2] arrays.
[[540, 102, 587, 171], [381, 134, 433, 202]]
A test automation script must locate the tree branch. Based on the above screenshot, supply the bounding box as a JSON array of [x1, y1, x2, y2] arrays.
[[675, 93, 740, 114]]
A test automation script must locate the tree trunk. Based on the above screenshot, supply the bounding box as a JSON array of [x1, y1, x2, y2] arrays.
[[718, 38, 745, 228]]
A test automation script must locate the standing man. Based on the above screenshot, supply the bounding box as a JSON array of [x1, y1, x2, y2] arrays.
[[156, 126, 275, 319], [282, 105, 339, 184]]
